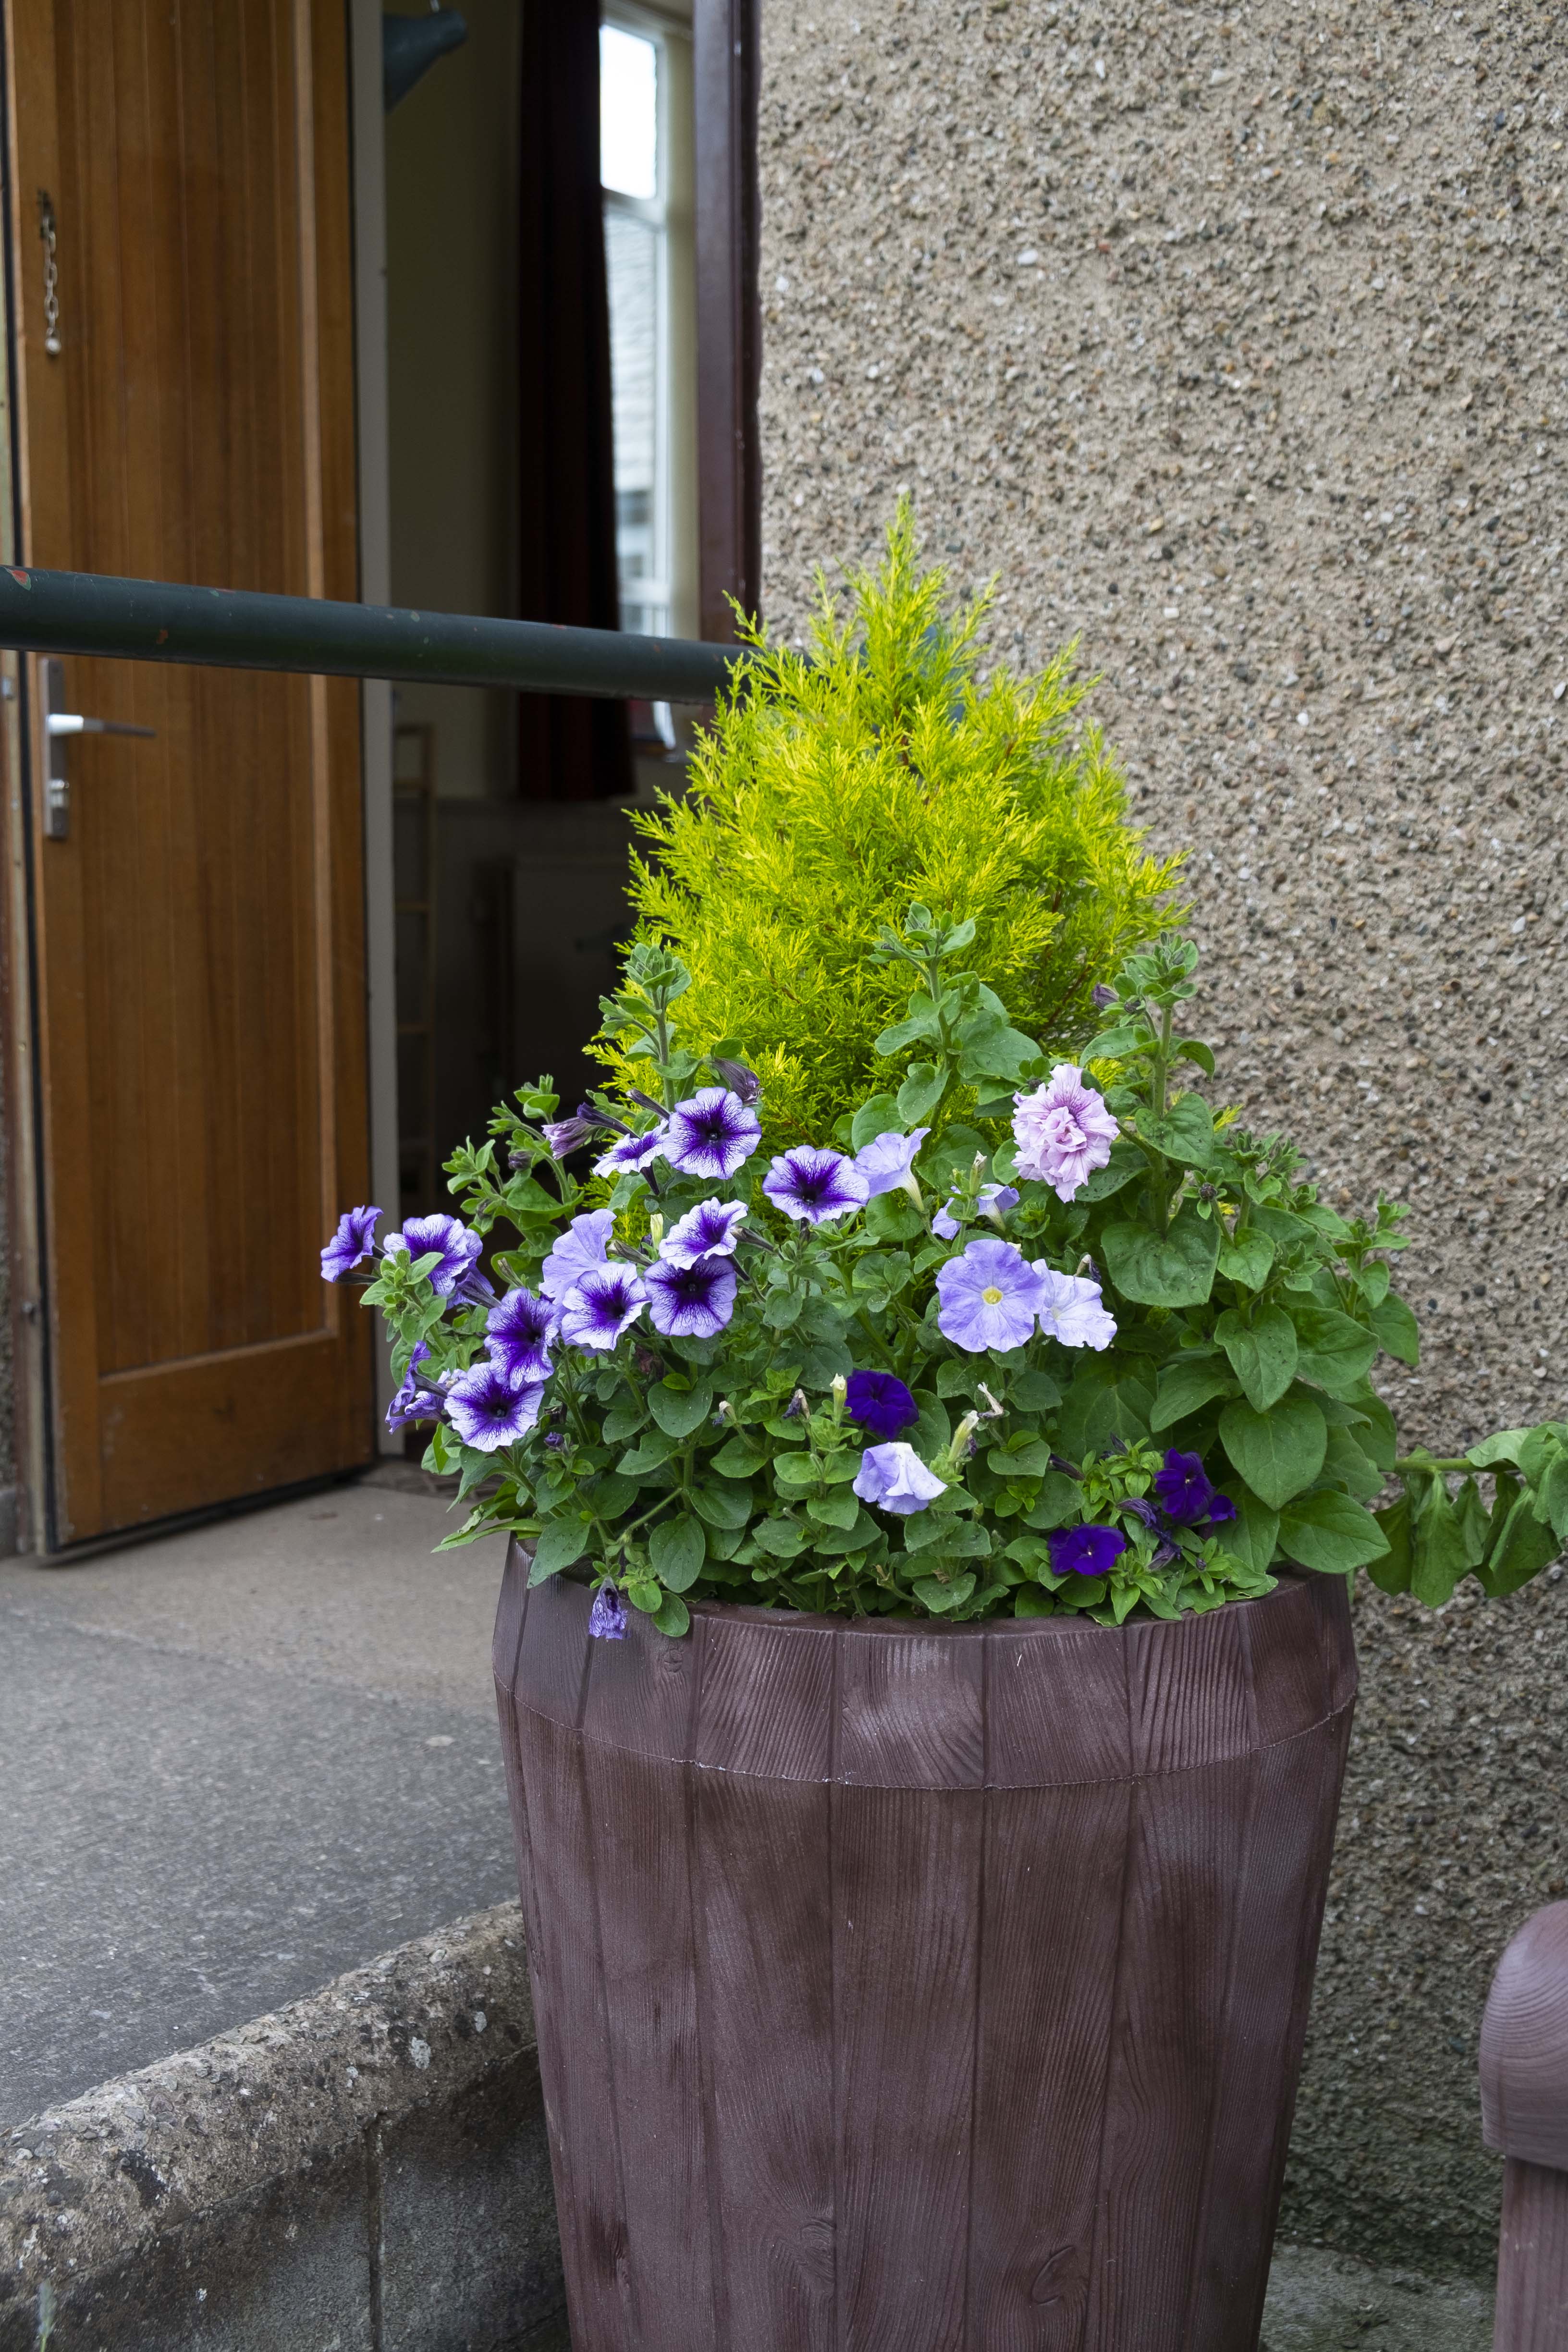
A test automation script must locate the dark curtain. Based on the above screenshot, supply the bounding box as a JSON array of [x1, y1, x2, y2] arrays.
[[516, 0, 632, 801]]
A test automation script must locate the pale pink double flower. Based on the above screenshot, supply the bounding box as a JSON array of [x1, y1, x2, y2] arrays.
[[1012, 1064, 1120, 1202]]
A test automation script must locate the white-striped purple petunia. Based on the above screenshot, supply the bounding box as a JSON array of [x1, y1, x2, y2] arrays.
[[559, 1262, 647, 1350], [321, 1205, 381, 1282], [662, 1088, 762, 1181], [593, 1125, 668, 1178], [539, 1208, 616, 1301], [659, 1197, 747, 1268], [645, 1252, 738, 1339], [381, 1213, 483, 1298], [486, 1286, 557, 1381], [762, 1146, 870, 1226], [444, 1361, 545, 1452]]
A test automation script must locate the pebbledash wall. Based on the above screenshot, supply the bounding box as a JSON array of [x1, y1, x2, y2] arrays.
[[757, 0, 1567, 2280]]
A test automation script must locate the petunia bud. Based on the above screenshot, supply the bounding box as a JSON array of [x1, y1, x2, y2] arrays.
[[784, 1387, 809, 1420], [710, 1056, 762, 1107], [977, 1383, 1004, 1419], [649, 1213, 664, 1245]]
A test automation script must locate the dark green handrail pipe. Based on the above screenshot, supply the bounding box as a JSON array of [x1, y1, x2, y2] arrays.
[[0, 567, 745, 701]]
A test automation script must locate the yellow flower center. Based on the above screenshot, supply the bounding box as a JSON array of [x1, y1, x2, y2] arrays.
[[982, 1285, 1004, 1305]]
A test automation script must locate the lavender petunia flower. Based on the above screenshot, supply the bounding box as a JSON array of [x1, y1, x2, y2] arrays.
[[660, 1197, 747, 1268], [762, 1146, 870, 1225], [593, 1125, 668, 1178], [385, 1342, 444, 1431], [559, 1262, 647, 1350], [589, 1582, 628, 1640], [445, 1361, 545, 1452], [935, 1237, 1045, 1353], [322, 1205, 381, 1282], [845, 1369, 919, 1441], [1048, 1523, 1128, 1578], [540, 1208, 616, 1301], [663, 1088, 762, 1180], [1033, 1265, 1118, 1352], [382, 1213, 483, 1297], [852, 1127, 930, 1200], [645, 1252, 738, 1339], [487, 1286, 556, 1381], [1012, 1065, 1121, 1202], [931, 1183, 1020, 1241], [852, 1441, 948, 1516], [1153, 1449, 1225, 1526]]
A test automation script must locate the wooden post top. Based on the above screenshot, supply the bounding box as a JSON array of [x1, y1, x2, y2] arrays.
[[1481, 1901, 1568, 2168]]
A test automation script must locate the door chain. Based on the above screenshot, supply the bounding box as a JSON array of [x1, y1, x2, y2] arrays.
[[37, 192, 61, 356]]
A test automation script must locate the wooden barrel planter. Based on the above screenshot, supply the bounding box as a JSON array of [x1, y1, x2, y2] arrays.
[[492, 1543, 1356, 2352]]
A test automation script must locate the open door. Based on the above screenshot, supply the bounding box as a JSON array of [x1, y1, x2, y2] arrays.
[[3, 0, 374, 1546]]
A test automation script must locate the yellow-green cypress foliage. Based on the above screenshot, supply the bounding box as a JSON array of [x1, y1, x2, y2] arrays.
[[603, 510, 1182, 1146]]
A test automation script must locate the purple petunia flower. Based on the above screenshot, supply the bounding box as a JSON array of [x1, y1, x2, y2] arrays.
[[662, 1088, 762, 1181], [1048, 1523, 1128, 1578], [542, 1113, 603, 1159], [762, 1146, 871, 1225], [852, 1441, 947, 1516], [322, 1205, 381, 1282], [540, 1209, 616, 1301], [931, 1183, 1020, 1241], [559, 1262, 647, 1350], [593, 1126, 668, 1178], [845, 1369, 920, 1441], [382, 1213, 484, 1297], [1153, 1450, 1225, 1526], [644, 1252, 738, 1339], [1033, 1265, 1118, 1352], [1012, 1065, 1121, 1202], [487, 1286, 556, 1381], [1205, 1492, 1238, 1528], [385, 1342, 445, 1431], [934, 1237, 1045, 1353], [660, 1197, 747, 1268], [445, 1361, 546, 1452], [589, 1582, 628, 1640], [1091, 982, 1119, 1010], [852, 1127, 930, 1200], [708, 1056, 761, 1106]]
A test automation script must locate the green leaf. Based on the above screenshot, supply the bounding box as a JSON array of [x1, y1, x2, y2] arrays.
[[617, 1437, 677, 1477], [1288, 1306, 1378, 1398], [1055, 1365, 1155, 1460], [1073, 1140, 1146, 1203], [1176, 1036, 1216, 1077], [1215, 1305, 1299, 1414], [689, 1478, 753, 1530], [912, 1572, 977, 1614], [957, 1016, 1042, 1087], [772, 1451, 822, 1493], [1477, 1487, 1563, 1597], [1455, 1476, 1492, 1567], [1010, 1369, 1062, 1410], [897, 1062, 948, 1127], [1278, 1489, 1390, 1577], [1355, 1393, 1398, 1473], [532, 1516, 592, 1577], [1367, 1495, 1412, 1594], [762, 1288, 807, 1330], [649, 1381, 714, 1440], [1150, 1355, 1236, 1433], [627, 1578, 662, 1614], [1218, 1394, 1327, 1509], [1014, 1586, 1054, 1617], [1136, 1094, 1215, 1166], [584, 1473, 638, 1519], [1539, 1452, 1568, 1544], [1216, 1229, 1275, 1290], [650, 1514, 707, 1592], [1101, 1208, 1220, 1309], [1370, 1291, 1421, 1368], [652, 1592, 691, 1638], [1465, 1427, 1534, 1471], [865, 1191, 925, 1242], [601, 1397, 649, 1444], [1321, 1425, 1383, 1504], [875, 1000, 943, 1055], [809, 1509, 882, 1556], [987, 1436, 1054, 1479], [1079, 1023, 1144, 1060], [1216, 1482, 1280, 1576], [1023, 1471, 1081, 1530], [1409, 1480, 1470, 1607], [752, 1514, 808, 1558], [806, 1492, 861, 1531], [710, 1433, 767, 1477], [851, 1092, 904, 1151]]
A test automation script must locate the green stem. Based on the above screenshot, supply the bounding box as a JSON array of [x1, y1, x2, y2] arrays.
[[1394, 1456, 1476, 1476]]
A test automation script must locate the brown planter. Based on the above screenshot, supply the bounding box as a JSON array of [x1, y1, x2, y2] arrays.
[[492, 1543, 1355, 2352]]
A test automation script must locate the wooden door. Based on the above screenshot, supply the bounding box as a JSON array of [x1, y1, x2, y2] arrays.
[[4, 0, 374, 1546]]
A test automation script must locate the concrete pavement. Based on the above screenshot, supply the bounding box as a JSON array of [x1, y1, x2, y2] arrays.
[[0, 1470, 519, 2125]]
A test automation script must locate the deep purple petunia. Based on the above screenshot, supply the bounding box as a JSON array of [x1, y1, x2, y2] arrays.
[[934, 1237, 1045, 1353], [762, 1146, 870, 1226], [845, 1369, 920, 1441], [645, 1252, 738, 1339], [487, 1286, 556, 1381], [1204, 1492, 1238, 1528], [1152, 1449, 1223, 1526], [559, 1262, 647, 1350], [662, 1088, 762, 1180], [593, 1125, 668, 1178], [1048, 1523, 1128, 1578], [588, 1582, 628, 1640], [322, 1205, 381, 1282], [382, 1213, 483, 1297], [445, 1361, 545, 1452], [540, 1208, 616, 1301], [384, 1342, 445, 1431], [660, 1197, 747, 1268]]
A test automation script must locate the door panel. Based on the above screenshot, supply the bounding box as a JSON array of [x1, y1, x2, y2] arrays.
[[5, 0, 373, 1543]]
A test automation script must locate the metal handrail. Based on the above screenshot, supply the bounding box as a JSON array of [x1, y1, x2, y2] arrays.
[[0, 567, 745, 701]]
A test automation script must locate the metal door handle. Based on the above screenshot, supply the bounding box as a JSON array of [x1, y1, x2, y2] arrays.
[[41, 656, 155, 839]]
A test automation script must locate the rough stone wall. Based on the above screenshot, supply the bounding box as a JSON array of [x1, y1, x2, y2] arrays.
[[757, 0, 1568, 2278]]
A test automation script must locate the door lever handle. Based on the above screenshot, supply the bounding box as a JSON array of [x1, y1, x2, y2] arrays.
[[40, 655, 155, 839], [46, 712, 156, 738]]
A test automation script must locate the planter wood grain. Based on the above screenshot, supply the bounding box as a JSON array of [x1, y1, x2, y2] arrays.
[[492, 1544, 1356, 2352]]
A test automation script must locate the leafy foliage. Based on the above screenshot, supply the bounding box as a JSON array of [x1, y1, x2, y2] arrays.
[[339, 920, 1567, 1639], [598, 505, 1182, 1150]]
